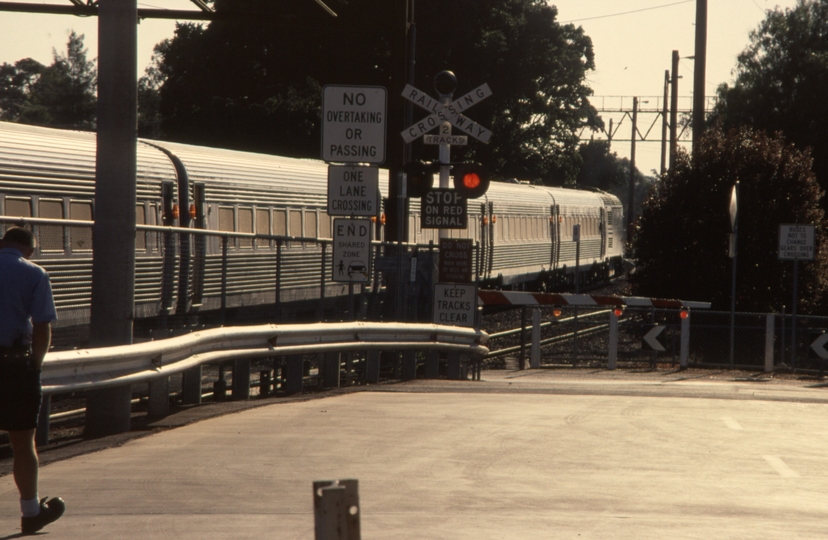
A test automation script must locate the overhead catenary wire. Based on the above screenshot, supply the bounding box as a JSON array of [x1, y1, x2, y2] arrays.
[[560, 0, 695, 24]]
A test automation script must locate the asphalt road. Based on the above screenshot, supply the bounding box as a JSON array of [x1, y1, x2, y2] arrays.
[[1, 368, 827, 539]]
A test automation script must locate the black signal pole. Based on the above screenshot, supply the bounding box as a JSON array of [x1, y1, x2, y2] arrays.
[[669, 50, 679, 170], [627, 97, 638, 243]]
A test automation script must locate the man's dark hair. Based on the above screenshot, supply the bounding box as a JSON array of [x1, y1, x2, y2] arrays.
[[2, 226, 35, 248]]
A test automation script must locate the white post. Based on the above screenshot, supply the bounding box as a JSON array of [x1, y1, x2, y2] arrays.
[[765, 313, 775, 373], [608, 311, 618, 370], [530, 308, 541, 368], [680, 313, 690, 369]]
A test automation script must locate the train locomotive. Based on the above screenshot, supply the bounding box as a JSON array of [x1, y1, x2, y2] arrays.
[[0, 121, 625, 335]]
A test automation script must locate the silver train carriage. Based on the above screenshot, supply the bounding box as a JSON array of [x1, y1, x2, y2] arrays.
[[0, 121, 625, 325]]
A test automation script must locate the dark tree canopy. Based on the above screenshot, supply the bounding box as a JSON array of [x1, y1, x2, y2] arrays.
[[631, 127, 828, 314], [712, 0, 828, 198], [0, 31, 96, 130], [148, 0, 601, 185]]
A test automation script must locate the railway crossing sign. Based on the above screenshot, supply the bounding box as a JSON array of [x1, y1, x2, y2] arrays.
[[642, 325, 667, 352], [327, 165, 379, 217], [333, 218, 372, 283], [433, 283, 477, 328], [322, 85, 387, 164], [401, 83, 492, 144]]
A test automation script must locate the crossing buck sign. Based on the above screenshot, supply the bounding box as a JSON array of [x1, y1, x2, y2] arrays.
[[401, 83, 492, 144]]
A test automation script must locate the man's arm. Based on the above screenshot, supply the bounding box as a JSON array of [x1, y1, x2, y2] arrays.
[[31, 321, 52, 370]]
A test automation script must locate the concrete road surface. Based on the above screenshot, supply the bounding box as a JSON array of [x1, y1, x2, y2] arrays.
[[1, 370, 827, 538]]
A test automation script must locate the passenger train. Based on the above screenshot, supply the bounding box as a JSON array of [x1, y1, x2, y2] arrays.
[[0, 121, 625, 333]]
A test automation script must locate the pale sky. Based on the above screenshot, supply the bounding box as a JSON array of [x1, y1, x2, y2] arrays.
[[0, 0, 801, 174]]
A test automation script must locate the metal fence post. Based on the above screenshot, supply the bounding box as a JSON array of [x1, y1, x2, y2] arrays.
[[181, 365, 203, 405], [765, 313, 775, 373], [148, 376, 170, 417], [680, 312, 690, 369], [447, 351, 462, 380], [232, 358, 251, 400], [284, 355, 304, 394], [313, 479, 360, 540], [519, 306, 527, 370], [530, 308, 541, 368], [365, 350, 381, 383], [221, 235, 228, 324], [402, 350, 417, 380], [85, 385, 132, 437], [324, 352, 341, 388], [425, 350, 440, 378], [608, 310, 618, 370]]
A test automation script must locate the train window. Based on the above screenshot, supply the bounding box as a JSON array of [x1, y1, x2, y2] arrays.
[[305, 210, 318, 239], [69, 201, 93, 251], [136, 204, 147, 251], [273, 209, 286, 236], [238, 207, 253, 248], [289, 210, 302, 238], [319, 214, 331, 239], [256, 208, 270, 247], [38, 199, 64, 252], [4, 197, 31, 217], [219, 207, 234, 232]]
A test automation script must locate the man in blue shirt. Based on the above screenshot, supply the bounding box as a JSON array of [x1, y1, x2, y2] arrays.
[[0, 226, 64, 535]]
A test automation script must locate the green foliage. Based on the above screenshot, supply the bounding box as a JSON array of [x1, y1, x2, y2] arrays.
[[148, 0, 600, 182], [0, 31, 96, 129], [631, 127, 828, 314], [712, 0, 828, 200]]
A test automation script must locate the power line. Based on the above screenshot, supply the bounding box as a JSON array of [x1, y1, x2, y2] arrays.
[[560, 0, 694, 24]]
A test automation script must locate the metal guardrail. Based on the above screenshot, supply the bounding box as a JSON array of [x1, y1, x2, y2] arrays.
[[42, 322, 489, 393]]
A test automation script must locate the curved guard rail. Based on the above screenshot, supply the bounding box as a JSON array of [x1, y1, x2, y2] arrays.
[[42, 322, 489, 393]]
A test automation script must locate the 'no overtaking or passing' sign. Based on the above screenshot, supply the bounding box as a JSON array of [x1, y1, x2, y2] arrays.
[[322, 85, 387, 164]]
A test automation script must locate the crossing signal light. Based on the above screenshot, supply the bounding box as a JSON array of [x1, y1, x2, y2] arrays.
[[452, 163, 489, 199], [403, 161, 434, 198]]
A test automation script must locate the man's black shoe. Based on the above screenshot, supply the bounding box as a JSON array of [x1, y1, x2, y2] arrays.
[[21, 497, 65, 535]]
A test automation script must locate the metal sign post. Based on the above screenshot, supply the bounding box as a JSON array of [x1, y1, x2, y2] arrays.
[[778, 224, 815, 369]]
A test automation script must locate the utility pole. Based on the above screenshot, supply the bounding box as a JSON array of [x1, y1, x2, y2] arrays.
[[661, 70, 669, 176], [87, 0, 137, 436], [669, 50, 679, 170], [693, 0, 708, 154], [627, 97, 638, 242]]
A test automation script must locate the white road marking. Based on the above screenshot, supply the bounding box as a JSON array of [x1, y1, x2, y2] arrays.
[[764, 455, 799, 478], [721, 417, 743, 430]]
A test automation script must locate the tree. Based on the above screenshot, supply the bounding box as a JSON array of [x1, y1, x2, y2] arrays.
[[147, 0, 600, 184], [0, 32, 96, 129], [631, 127, 828, 314], [712, 0, 828, 199]]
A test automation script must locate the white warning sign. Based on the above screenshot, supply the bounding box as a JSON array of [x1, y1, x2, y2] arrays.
[[778, 224, 815, 261], [333, 218, 372, 283], [433, 283, 477, 328]]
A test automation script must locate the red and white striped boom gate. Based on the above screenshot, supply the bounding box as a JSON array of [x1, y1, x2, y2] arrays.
[[478, 290, 711, 370], [477, 290, 711, 310]]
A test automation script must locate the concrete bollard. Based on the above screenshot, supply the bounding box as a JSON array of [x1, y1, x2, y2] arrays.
[[680, 312, 690, 369], [148, 376, 170, 417], [313, 479, 360, 540]]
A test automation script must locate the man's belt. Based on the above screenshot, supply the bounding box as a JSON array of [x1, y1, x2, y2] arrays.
[[0, 345, 32, 359]]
